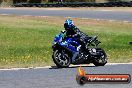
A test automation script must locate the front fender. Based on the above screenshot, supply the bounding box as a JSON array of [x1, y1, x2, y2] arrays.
[[52, 43, 73, 57], [52, 43, 60, 51]]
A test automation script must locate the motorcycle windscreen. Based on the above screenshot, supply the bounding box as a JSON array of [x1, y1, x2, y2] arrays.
[[53, 34, 63, 44]]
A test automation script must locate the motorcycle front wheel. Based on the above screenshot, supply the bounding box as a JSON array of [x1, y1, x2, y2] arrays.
[[52, 50, 71, 68], [93, 48, 107, 66]]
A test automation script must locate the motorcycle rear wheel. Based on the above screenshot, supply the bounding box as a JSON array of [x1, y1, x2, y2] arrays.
[[93, 48, 107, 66]]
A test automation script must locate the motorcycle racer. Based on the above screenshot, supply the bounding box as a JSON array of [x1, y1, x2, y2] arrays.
[[64, 19, 90, 63], [64, 19, 91, 46]]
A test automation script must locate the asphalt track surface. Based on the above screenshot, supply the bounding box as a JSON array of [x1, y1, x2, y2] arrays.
[[0, 8, 132, 88], [0, 64, 131, 88], [0, 8, 132, 22]]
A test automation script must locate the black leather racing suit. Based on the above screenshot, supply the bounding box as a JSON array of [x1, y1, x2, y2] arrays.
[[65, 25, 90, 63], [65, 25, 89, 47]]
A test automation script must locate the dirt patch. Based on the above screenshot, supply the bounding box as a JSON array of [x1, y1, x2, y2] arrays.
[[1, 14, 129, 27]]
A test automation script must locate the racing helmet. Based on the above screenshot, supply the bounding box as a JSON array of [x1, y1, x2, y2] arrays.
[[64, 19, 74, 30]]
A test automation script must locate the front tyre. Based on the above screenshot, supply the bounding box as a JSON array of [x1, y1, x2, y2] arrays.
[[52, 50, 71, 68], [93, 48, 107, 66]]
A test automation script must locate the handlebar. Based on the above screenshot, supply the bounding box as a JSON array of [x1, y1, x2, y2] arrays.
[[87, 36, 101, 47], [88, 36, 98, 43]]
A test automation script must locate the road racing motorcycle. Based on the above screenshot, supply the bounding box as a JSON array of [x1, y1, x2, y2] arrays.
[[52, 31, 107, 68]]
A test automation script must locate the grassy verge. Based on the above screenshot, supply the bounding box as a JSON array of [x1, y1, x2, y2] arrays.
[[0, 15, 132, 68]]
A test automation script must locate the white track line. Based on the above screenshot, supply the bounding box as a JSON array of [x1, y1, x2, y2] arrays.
[[0, 14, 9, 15], [0, 63, 131, 71]]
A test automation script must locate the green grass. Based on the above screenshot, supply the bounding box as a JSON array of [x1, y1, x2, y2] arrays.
[[0, 15, 132, 68]]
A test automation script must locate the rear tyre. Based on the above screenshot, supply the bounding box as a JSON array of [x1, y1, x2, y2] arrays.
[[52, 50, 71, 68], [93, 48, 107, 66]]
